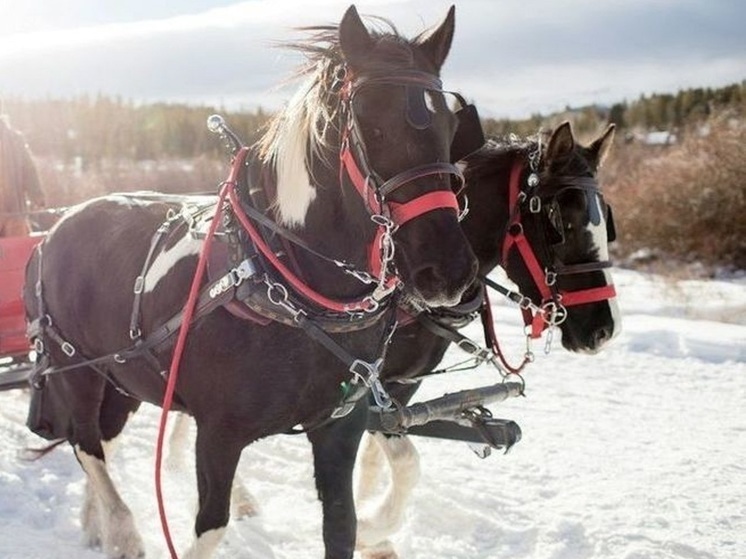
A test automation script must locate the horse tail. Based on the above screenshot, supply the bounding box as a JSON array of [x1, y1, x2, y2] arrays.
[[20, 438, 66, 462]]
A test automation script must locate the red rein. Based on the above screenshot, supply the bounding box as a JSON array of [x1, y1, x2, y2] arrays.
[[155, 183, 230, 559]]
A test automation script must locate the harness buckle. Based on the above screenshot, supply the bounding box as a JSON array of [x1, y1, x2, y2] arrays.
[[456, 337, 481, 356], [231, 259, 257, 285], [544, 269, 558, 287], [61, 341, 76, 357], [133, 275, 145, 295], [529, 196, 542, 213]]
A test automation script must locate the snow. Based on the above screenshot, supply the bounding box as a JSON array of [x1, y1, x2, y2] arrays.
[[1, 268, 744, 559]]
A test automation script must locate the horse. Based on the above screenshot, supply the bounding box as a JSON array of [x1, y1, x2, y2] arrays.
[[22, 6, 479, 559], [350, 121, 621, 558], [166, 121, 622, 559], [0, 116, 45, 237]]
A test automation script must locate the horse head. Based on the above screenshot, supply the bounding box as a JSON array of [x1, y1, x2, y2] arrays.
[[503, 122, 621, 353], [260, 5, 477, 309]]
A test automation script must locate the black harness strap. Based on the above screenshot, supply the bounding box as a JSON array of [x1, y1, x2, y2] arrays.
[[129, 220, 175, 341]]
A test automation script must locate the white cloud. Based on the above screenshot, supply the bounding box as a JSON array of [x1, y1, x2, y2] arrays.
[[0, 0, 743, 119]]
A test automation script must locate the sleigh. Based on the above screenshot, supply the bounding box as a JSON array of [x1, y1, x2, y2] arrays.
[[0, 233, 45, 388]]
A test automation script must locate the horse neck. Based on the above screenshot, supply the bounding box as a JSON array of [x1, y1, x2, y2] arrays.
[[285, 151, 378, 300], [461, 149, 526, 277]]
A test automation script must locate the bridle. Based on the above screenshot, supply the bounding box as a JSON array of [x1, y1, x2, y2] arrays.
[[502, 151, 617, 339], [337, 68, 468, 281]]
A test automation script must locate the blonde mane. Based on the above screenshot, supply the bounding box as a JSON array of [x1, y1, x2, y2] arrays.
[[258, 28, 345, 229]]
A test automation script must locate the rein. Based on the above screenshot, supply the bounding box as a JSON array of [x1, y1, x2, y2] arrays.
[[155, 183, 230, 559], [229, 148, 387, 315]]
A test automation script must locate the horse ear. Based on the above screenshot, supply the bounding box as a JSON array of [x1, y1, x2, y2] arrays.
[[546, 121, 575, 161], [339, 5, 373, 70], [414, 5, 456, 71], [588, 124, 616, 167]]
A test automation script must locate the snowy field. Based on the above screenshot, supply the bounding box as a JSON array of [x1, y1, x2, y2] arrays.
[[0, 268, 744, 559]]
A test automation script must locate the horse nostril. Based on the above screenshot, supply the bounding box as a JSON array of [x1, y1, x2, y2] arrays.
[[593, 326, 612, 347]]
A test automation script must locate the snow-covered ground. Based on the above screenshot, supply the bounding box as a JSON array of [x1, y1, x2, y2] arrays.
[[1, 268, 744, 559]]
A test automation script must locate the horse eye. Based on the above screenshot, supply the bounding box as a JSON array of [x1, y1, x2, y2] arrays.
[[368, 128, 384, 142]]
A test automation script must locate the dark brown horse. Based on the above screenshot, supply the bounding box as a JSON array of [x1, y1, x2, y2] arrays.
[[0, 116, 45, 237], [23, 6, 478, 559], [353, 122, 620, 558]]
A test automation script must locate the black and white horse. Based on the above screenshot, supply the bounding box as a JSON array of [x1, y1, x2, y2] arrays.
[[353, 122, 621, 558], [23, 6, 478, 559]]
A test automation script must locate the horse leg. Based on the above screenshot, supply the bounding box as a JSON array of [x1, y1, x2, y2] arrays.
[[182, 422, 244, 559], [75, 383, 145, 559], [167, 413, 258, 519], [307, 401, 368, 559], [73, 382, 144, 559], [355, 431, 386, 506], [356, 433, 420, 559], [166, 411, 192, 471]]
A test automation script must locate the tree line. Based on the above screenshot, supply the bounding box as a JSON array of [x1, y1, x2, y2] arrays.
[[483, 81, 745, 139], [3, 95, 270, 163], [4, 80, 744, 162]]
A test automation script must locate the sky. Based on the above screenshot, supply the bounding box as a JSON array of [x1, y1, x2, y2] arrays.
[[0, 0, 744, 119], [1, 268, 745, 558]]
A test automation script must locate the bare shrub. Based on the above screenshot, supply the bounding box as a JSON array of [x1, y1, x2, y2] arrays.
[[603, 115, 746, 270], [36, 156, 225, 208]]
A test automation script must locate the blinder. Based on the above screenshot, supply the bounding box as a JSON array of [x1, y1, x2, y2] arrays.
[[536, 178, 617, 246], [405, 84, 433, 130], [450, 93, 485, 163]]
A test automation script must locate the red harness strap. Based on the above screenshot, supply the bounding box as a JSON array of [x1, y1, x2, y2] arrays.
[[388, 190, 459, 226], [340, 140, 460, 281], [340, 142, 381, 215], [502, 160, 617, 338], [228, 148, 382, 314]]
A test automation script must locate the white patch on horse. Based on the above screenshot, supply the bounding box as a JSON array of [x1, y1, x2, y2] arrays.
[[262, 79, 320, 228], [587, 194, 610, 261], [143, 235, 202, 294], [182, 527, 227, 559], [356, 433, 420, 553], [586, 194, 622, 337], [355, 432, 386, 506], [605, 268, 622, 338], [75, 445, 145, 559]]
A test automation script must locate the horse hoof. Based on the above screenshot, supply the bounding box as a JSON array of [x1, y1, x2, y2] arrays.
[[361, 549, 399, 559], [233, 499, 259, 519], [84, 533, 102, 550], [359, 540, 399, 559], [103, 516, 146, 559]]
